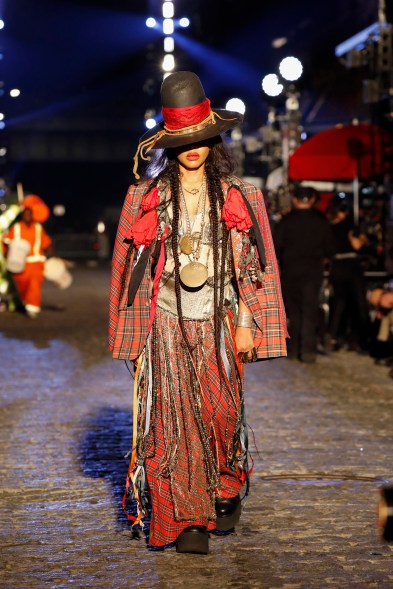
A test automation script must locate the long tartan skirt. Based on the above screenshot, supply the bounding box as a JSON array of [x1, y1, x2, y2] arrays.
[[125, 304, 249, 547]]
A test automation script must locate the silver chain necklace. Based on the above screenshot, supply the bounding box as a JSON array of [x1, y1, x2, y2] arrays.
[[178, 175, 209, 288]]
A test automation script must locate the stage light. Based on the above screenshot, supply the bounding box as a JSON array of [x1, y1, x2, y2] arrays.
[[145, 117, 156, 129], [262, 74, 283, 97], [0, 122, 5, 129], [0, 20, 4, 30], [0, 113, 4, 120], [53, 204, 66, 216], [0, 147, 7, 156], [162, 2, 174, 18], [279, 56, 303, 81], [10, 88, 20, 97], [272, 37, 288, 49], [179, 17, 190, 28], [162, 53, 175, 72], [226, 98, 246, 115], [231, 127, 243, 141], [146, 17, 157, 28], [163, 18, 174, 35], [285, 94, 299, 111], [164, 37, 174, 52], [267, 109, 276, 123], [97, 221, 106, 233]]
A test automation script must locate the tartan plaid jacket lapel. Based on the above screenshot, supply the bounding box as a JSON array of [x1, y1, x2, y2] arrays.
[[108, 180, 153, 360], [108, 177, 288, 361]]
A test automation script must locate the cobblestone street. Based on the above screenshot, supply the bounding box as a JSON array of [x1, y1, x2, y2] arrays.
[[1, 263, 393, 589]]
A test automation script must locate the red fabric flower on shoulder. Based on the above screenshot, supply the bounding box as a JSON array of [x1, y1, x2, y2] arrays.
[[128, 209, 158, 247], [141, 187, 160, 211], [221, 187, 253, 232]]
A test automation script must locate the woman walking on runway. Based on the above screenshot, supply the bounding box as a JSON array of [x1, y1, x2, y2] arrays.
[[108, 71, 287, 553]]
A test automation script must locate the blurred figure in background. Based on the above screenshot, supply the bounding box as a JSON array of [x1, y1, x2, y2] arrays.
[[326, 199, 370, 352], [0, 201, 22, 311], [274, 185, 336, 362], [3, 197, 54, 318], [367, 287, 393, 376]]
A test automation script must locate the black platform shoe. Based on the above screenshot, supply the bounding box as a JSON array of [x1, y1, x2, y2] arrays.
[[176, 525, 209, 554], [215, 494, 241, 531]]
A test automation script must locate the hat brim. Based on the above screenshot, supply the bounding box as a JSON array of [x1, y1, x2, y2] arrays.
[[139, 109, 243, 150]]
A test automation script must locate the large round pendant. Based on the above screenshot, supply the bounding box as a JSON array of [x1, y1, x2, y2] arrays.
[[180, 262, 208, 288], [179, 235, 193, 255]]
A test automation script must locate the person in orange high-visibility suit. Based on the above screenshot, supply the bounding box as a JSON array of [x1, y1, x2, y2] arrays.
[[4, 206, 53, 318]]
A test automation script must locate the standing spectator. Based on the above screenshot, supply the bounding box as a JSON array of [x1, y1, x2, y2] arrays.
[[326, 199, 370, 352], [4, 198, 53, 318], [367, 287, 393, 367], [274, 186, 336, 362]]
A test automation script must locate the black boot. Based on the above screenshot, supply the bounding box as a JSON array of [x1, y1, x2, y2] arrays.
[[176, 525, 209, 554], [215, 494, 241, 531]]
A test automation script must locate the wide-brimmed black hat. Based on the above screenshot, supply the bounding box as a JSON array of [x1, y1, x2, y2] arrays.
[[133, 71, 243, 178]]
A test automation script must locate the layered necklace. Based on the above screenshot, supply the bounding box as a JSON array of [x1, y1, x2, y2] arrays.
[[181, 180, 204, 196], [179, 174, 209, 289]]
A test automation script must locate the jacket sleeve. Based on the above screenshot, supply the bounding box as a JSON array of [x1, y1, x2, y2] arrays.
[[254, 189, 288, 340], [108, 186, 140, 351], [231, 181, 288, 359]]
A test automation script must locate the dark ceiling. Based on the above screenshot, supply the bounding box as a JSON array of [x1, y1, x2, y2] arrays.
[[0, 0, 390, 227], [3, 0, 382, 131]]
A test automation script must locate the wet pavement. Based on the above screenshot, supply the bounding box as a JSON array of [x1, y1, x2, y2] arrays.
[[1, 262, 393, 589]]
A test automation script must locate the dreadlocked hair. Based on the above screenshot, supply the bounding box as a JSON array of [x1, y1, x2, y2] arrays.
[[205, 160, 230, 379], [150, 139, 234, 373], [166, 165, 196, 358], [164, 159, 230, 378]]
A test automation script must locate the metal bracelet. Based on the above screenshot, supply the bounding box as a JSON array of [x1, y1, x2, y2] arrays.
[[237, 311, 253, 328]]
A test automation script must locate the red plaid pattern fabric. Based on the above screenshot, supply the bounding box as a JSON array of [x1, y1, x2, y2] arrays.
[[227, 178, 289, 358], [108, 181, 153, 359], [144, 307, 244, 547], [108, 176, 288, 360]]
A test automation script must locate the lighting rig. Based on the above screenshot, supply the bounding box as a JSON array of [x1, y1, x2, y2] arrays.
[[0, 16, 22, 209], [144, 2, 190, 131], [261, 56, 304, 177], [335, 0, 393, 123]]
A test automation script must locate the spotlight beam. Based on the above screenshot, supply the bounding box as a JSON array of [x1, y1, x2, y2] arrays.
[[174, 34, 261, 97]]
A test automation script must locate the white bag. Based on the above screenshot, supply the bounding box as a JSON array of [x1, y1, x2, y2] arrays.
[[6, 238, 31, 273], [43, 257, 73, 289]]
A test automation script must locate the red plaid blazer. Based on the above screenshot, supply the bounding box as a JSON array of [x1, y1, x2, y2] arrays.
[[108, 176, 288, 361]]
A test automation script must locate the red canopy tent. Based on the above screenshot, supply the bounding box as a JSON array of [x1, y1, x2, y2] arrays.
[[288, 123, 393, 223]]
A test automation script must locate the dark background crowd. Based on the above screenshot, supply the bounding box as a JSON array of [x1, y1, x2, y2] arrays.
[[272, 183, 393, 374]]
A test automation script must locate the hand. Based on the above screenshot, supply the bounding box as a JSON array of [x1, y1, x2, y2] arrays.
[[235, 326, 257, 363]]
